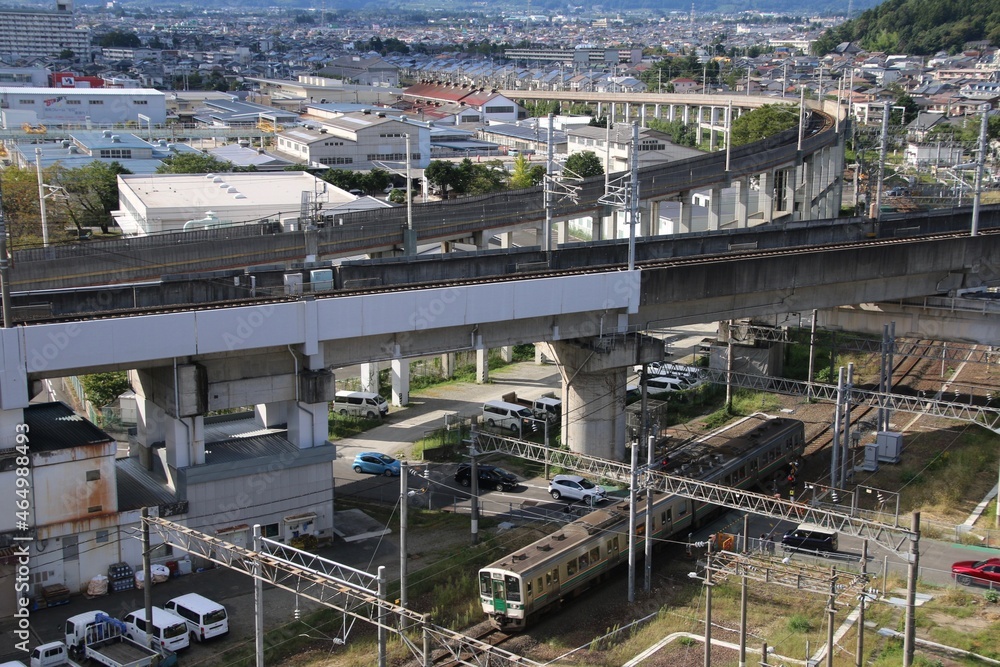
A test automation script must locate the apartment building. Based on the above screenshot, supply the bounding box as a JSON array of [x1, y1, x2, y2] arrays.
[[0, 0, 90, 59]]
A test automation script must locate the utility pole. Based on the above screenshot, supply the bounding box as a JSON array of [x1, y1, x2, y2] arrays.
[[0, 170, 12, 328], [35, 148, 50, 247], [903, 512, 921, 667], [470, 440, 479, 545], [253, 524, 264, 667], [627, 437, 638, 602], [405, 133, 414, 254], [739, 513, 749, 667], [627, 122, 639, 272], [141, 508, 154, 649], [704, 539, 713, 667], [544, 113, 554, 253], [826, 567, 837, 667], [644, 434, 654, 592], [856, 540, 869, 667], [970, 103, 990, 237], [400, 461, 409, 620], [874, 100, 890, 218]]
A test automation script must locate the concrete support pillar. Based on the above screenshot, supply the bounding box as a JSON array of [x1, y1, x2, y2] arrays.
[[709, 106, 720, 150], [639, 199, 659, 236], [136, 394, 166, 450], [360, 361, 379, 393], [440, 352, 456, 379], [697, 105, 704, 144], [759, 171, 774, 223], [639, 103, 646, 126], [544, 335, 663, 460], [707, 186, 722, 231], [165, 414, 205, 469], [499, 346, 513, 363], [679, 192, 693, 233], [476, 348, 489, 384], [497, 231, 513, 249], [654, 103, 661, 120], [534, 345, 546, 364], [555, 218, 569, 246], [391, 357, 409, 407], [254, 402, 287, 428], [609, 102, 616, 124], [624, 102, 631, 123], [472, 230, 491, 250], [735, 177, 750, 228], [287, 401, 327, 449], [667, 104, 676, 122], [591, 215, 602, 242], [783, 166, 797, 219], [0, 408, 27, 450], [682, 105, 689, 125], [797, 157, 812, 221], [596, 101, 603, 118]]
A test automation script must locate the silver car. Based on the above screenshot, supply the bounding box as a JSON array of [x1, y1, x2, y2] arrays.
[[548, 474, 606, 504]]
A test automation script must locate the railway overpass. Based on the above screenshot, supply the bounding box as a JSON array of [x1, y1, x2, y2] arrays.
[[2, 214, 999, 467], [8, 96, 842, 291]]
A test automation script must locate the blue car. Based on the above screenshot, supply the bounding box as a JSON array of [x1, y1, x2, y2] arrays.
[[352, 452, 401, 476]]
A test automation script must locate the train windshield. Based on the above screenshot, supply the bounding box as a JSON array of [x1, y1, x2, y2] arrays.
[[479, 572, 491, 596], [505, 576, 521, 602]]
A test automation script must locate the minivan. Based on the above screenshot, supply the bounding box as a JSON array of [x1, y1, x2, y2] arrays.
[[333, 391, 389, 419], [781, 522, 839, 553], [123, 607, 191, 652], [482, 400, 537, 435], [646, 376, 692, 395], [164, 593, 229, 642]]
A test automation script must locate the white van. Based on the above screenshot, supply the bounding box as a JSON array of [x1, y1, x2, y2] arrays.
[[164, 593, 229, 642], [646, 376, 692, 395], [482, 400, 536, 435], [123, 607, 190, 652], [333, 391, 389, 419]]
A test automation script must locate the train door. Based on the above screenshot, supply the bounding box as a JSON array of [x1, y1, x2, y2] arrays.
[[491, 577, 507, 614], [662, 508, 673, 535]]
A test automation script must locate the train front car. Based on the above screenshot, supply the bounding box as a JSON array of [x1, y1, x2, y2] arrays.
[[479, 568, 527, 630]]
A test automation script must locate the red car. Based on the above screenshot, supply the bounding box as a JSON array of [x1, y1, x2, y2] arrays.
[[951, 558, 1000, 586]]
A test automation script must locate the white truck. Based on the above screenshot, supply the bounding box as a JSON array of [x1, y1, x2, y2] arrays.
[[63, 611, 160, 667]]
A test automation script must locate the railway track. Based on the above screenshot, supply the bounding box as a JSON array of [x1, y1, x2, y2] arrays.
[[423, 624, 515, 667], [12, 227, 998, 327]]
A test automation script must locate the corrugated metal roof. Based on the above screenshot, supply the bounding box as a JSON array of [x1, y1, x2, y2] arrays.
[[23, 402, 114, 452], [203, 434, 299, 465], [116, 457, 176, 511]]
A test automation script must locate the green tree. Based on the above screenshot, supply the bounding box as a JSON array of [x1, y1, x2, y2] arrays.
[[156, 153, 234, 174], [59, 161, 132, 234], [81, 372, 130, 408], [96, 30, 141, 48], [563, 151, 604, 179], [463, 159, 508, 195], [730, 104, 800, 147], [509, 154, 535, 189], [359, 168, 391, 196], [319, 169, 362, 192], [0, 166, 42, 249], [58, 48, 75, 60], [425, 160, 459, 199]]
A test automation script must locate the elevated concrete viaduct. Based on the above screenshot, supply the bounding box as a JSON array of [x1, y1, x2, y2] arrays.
[[3, 226, 999, 465], [8, 97, 842, 291]]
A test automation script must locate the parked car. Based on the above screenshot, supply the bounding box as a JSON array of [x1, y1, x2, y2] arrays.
[[548, 474, 606, 504], [780, 522, 839, 553], [352, 452, 401, 476], [454, 463, 519, 491], [951, 558, 1000, 587]]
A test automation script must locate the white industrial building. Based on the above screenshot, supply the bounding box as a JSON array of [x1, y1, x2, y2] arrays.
[[114, 171, 389, 236], [0, 87, 167, 127], [273, 110, 431, 171]]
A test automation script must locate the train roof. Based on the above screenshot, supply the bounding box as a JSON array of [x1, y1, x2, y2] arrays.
[[486, 500, 629, 573], [658, 414, 800, 479]]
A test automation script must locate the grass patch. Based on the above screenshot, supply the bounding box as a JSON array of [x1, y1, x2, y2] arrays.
[[328, 413, 383, 439], [787, 613, 813, 632]]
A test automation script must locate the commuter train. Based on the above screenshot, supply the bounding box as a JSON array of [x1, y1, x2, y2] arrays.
[[478, 413, 805, 630]]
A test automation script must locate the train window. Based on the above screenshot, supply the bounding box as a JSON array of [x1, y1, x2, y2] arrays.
[[479, 573, 491, 596], [636, 523, 645, 536], [590, 547, 600, 563], [551, 568, 559, 585], [526, 580, 532, 597], [567, 559, 577, 577], [679, 501, 688, 516], [607, 536, 619, 553], [724, 474, 732, 485], [545, 572, 551, 587], [506, 575, 521, 602], [537, 576, 543, 593], [579, 553, 589, 569]]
